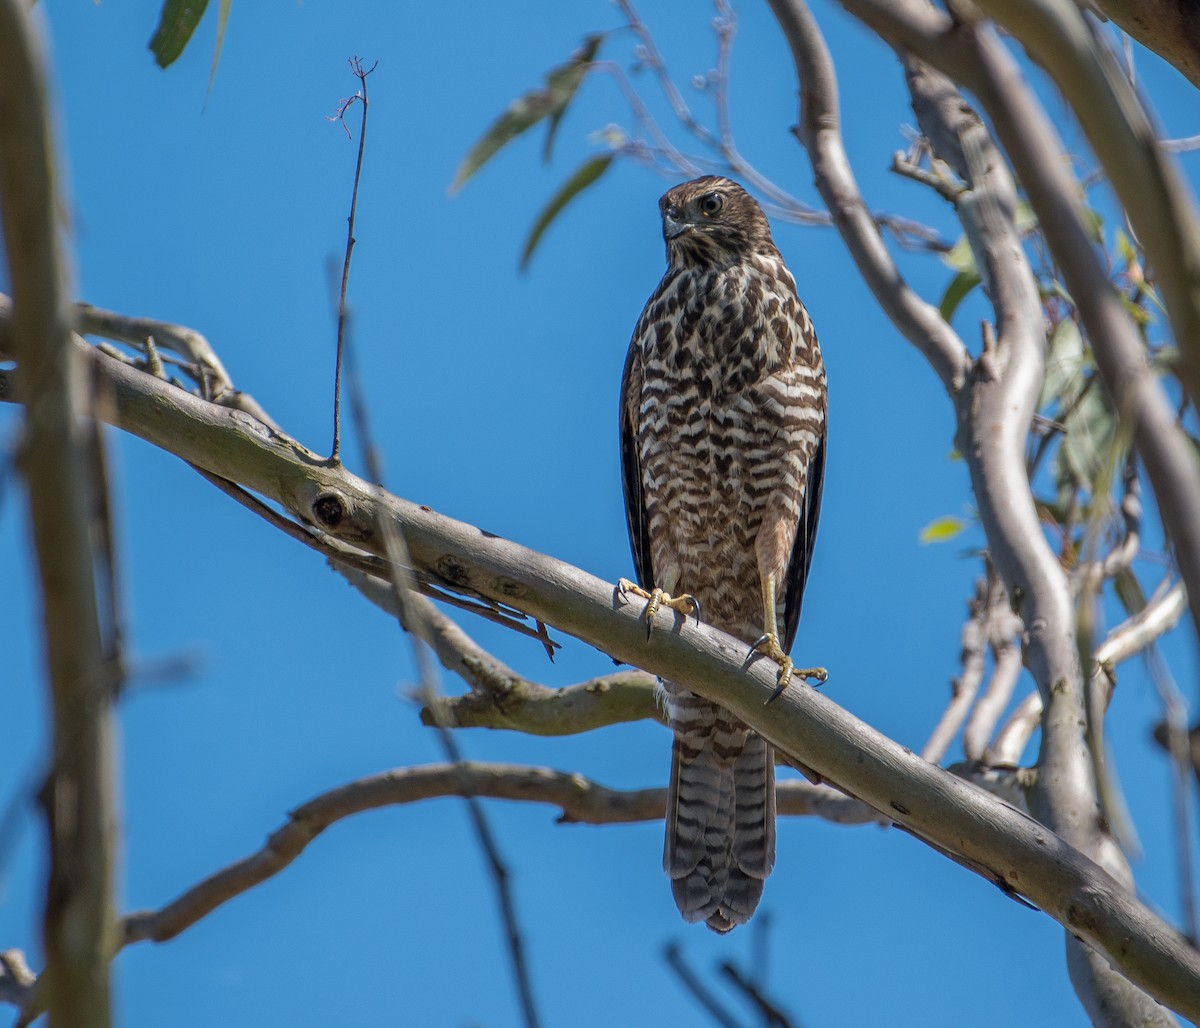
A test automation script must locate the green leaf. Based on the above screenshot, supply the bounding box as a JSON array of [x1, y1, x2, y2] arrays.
[[206, 0, 232, 96], [920, 515, 967, 544], [452, 35, 603, 193], [939, 269, 980, 323], [939, 234, 976, 274], [1039, 318, 1084, 410], [543, 34, 603, 163], [1014, 199, 1038, 234], [1113, 568, 1146, 615], [1119, 294, 1153, 326], [520, 155, 613, 270], [1061, 377, 1118, 488], [1115, 228, 1139, 267], [1040, 279, 1074, 306], [1081, 205, 1105, 246], [149, 0, 210, 69]]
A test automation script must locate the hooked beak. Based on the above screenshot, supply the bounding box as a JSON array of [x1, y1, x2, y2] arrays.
[[663, 208, 691, 240]]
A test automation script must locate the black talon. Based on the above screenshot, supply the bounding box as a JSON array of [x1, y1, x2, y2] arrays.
[[765, 680, 789, 705]]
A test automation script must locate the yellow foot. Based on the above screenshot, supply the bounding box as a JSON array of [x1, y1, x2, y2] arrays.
[[617, 578, 701, 637], [748, 632, 827, 703]]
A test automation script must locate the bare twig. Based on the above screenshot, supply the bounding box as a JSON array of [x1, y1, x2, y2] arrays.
[[331, 71, 541, 1027], [1146, 648, 1198, 943], [1099, 580, 1188, 667], [329, 56, 377, 464], [191, 464, 558, 645], [964, 599, 1024, 763], [718, 961, 796, 1028], [664, 944, 747, 1028], [607, 0, 952, 249], [988, 691, 1044, 768], [922, 577, 988, 764], [989, 579, 1188, 769], [75, 302, 233, 401]]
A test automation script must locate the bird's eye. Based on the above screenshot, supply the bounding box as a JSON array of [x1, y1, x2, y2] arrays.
[[698, 192, 724, 216]]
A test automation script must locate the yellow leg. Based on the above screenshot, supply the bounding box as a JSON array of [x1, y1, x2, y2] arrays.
[[750, 572, 827, 701], [617, 578, 701, 637]]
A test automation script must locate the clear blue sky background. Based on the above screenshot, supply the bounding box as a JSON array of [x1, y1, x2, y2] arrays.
[[2, 3, 1198, 1026]]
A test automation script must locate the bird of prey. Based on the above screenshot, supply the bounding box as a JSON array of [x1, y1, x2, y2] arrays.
[[618, 175, 827, 932]]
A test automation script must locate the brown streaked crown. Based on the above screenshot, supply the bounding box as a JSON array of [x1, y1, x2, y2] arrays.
[[659, 175, 777, 268]]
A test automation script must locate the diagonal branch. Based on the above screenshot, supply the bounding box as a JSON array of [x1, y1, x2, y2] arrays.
[[2, 336, 1199, 1018], [971, 0, 1200, 410], [765, 0, 971, 396]]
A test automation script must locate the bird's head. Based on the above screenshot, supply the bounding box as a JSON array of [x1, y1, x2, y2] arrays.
[[659, 175, 776, 269]]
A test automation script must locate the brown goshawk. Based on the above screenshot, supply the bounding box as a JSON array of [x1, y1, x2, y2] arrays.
[[619, 175, 827, 932]]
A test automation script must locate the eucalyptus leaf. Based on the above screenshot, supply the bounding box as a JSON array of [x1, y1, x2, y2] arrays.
[[939, 270, 980, 323], [206, 0, 232, 95], [521, 155, 614, 270], [1061, 378, 1118, 488], [1114, 568, 1147, 615], [149, 0, 209, 69], [920, 515, 967, 544], [544, 35, 603, 163], [1039, 318, 1084, 410], [452, 35, 603, 193], [939, 234, 976, 274]]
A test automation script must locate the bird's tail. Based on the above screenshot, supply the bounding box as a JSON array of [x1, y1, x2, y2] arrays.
[[662, 688, 776, 933]]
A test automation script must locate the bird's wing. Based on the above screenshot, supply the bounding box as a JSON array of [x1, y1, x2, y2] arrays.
[[619, 333, 654, 590], [782, 423, 826, 652]]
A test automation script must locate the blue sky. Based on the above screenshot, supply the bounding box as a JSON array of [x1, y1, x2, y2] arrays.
[[2, 3, 1198, 1026]]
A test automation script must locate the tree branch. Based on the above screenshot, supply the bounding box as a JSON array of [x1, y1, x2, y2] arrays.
[[972, 0, 1200, 410], [765, 0, 971, 396], [1088, 0, 1200, 89], [0, 5, 116, 1026], [2, 335, 1199, 1018], [848, 0, 1200, 664]]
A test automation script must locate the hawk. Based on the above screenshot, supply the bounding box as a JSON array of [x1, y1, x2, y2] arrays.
[[619, 175, 827, 932]]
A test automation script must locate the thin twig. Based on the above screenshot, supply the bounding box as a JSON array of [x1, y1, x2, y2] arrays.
[[718, 961, 796, 1028], [1145, 647, 1198, 943], [609, 0, 950, 249], [664, 943, 747, 1028], [331, 69, 541, 1027], [922, 576, 988, 764], [329, 56, 377, 464]]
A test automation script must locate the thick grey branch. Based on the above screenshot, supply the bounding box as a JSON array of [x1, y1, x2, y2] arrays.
[[2, 341, 1199, 1018], [0, 6, 116, 1027]]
